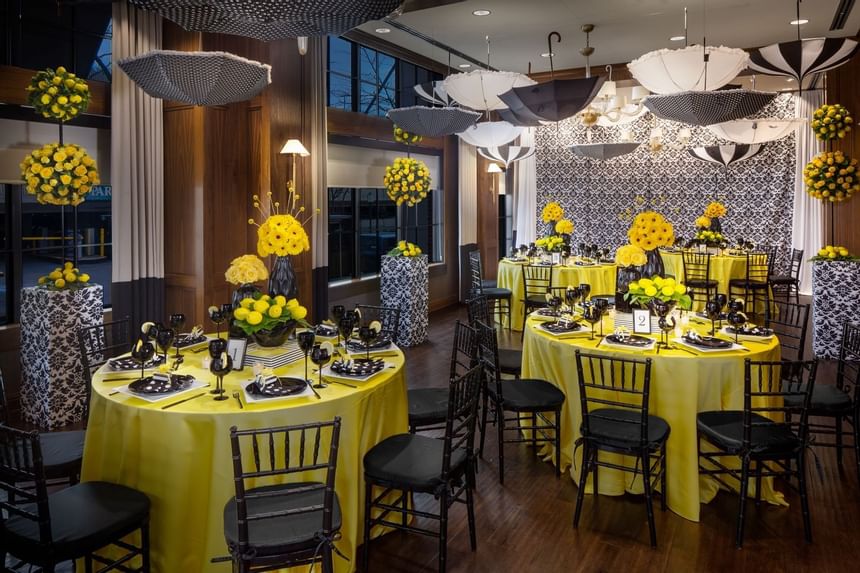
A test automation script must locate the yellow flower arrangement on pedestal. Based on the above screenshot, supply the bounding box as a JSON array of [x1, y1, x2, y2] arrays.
[[393, 125, 423, 145], [812, 103, 853, 141], [232, 294, 309, 336], [803, 150, 860, 202], [615, 244, 648, 267], [703, 201, 727, 219], [26, 66, 90, 122], [20, 142, 98, 206], [224, 254, 269, 285], [625, 276, 692, 309], [388, 240, 423, 258], [555, 219, 574, 235], [695, 215, 712, 229], [541, 202, 564, 223], [37, 261, 91, 290], [627, 211, 675, 251], [384, 157, 431, 207], [249, 190, 312, 257], [812, 245, 856, 261]]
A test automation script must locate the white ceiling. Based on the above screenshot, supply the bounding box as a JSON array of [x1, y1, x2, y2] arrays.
[[359, 0, 860, 74]]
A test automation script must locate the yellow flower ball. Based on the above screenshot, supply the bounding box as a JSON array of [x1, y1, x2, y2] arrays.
[[644, 285, 658, 297], [48, 270, 62, 280], [253, 300, 270, 313], [240, 297, 255, 309], [293, 305, 308, 320], [55, 278, 66, 288], [234, 307, 250, 320], [246, 311, 263, 325], [286, 298, 300, 309], [268, 305, 283, 318]]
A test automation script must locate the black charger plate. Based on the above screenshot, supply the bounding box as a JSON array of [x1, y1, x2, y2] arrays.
[[109, 355, 166, 371], [346, 336, 392, 352], [331, 358, 385, 377], [246, 377, 307, 398], [725, 326, 773, 337], [540, 321, 582, 334], [175, 333, 206, 348], [683, 335, 732, 349], [129, 374, 193, 395], [605, 334, 653, 347]]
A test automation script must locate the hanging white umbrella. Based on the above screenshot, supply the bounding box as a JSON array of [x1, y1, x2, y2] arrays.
[[457, 121, 524, 148], [707, 118, 806, 144], [386, 106, 480, 137], [644, 89, 776, 126], [477, 145, 535, 169], [442, 70, 536, 111], [748, 38, 859, 82], [627, 45, 749, 94], [570, 142, 641, 160], [118, 50, 271, 106], [414, 81, 452, 106]]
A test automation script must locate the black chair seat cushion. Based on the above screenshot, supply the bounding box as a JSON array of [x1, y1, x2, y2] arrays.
[[2, 481, 150, 563], [685, 279, 718, 288], [697, 411, 800, 455], [582, 408, 670, 450], [488, 379, 565, 412], [768, 275, 797, 286], [223, 482, 341, 557], [728, 278, 768, 289], [364, 434, 467, 491], [40, 430, 85, 479], [482, 278, 498, 290], [524, 295, 550, 307], [407, 388, 449, 427], [498, 349, 523, 376], [784, 384, 852, 412], [483, 287, 512, 300]]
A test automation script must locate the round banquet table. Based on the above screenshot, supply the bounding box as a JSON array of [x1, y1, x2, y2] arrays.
[[521, 313, 784, 522], [497, 259, 617, 330], [660, 250, 752, 310], [81, 339, 408, 572]]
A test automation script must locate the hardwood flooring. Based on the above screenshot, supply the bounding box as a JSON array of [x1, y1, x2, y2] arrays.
[[365, 303, 860, 573]]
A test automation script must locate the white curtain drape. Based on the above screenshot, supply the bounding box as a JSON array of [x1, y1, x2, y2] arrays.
[[512, 127, 537, 245], [458, 140, 477, 246], [792, 90, 824, 295], [111, 3, 164, 325]]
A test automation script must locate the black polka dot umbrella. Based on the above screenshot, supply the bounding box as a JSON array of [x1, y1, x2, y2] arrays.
[[387, 106, 481, 138], [118, 50, 271, 106], [643, 89, 776, 127], [130, 0, 402, 39]]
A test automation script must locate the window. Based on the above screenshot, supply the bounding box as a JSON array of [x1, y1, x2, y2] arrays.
[[498, 192, 514, 257], [326, 37, 442, 117], [0, 184, 113, 325], [327, 187, 443, 283]]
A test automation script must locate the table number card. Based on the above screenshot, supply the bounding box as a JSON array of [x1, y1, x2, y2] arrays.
[[632, 308, 652, 334]]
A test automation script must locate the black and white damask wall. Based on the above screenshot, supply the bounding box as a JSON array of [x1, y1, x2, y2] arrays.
[[535, 94, 796, 265]]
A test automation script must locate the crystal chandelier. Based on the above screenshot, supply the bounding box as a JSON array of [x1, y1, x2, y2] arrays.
[[579, 65, 650, 127]]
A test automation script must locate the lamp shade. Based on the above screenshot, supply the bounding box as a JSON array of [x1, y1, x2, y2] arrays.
[[644, 89, 776, 127], [628, 45, 750, 94], [487, 163, 504, 173], [457, 121, 524, 148], [747, 38, 859, 82], [442, 70, 535, 111], [707, 118, 806, 144], [280, 139, 310, 156]]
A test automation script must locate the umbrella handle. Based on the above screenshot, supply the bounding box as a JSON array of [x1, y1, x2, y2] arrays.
[[547, 32, 561, 78]]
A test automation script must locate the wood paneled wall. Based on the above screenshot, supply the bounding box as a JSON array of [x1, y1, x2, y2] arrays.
[[476, 154, 499, 280], [0, 65, 110, 116]]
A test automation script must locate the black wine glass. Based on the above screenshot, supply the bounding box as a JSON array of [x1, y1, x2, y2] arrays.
[[155, 326, 176, 364], [565, 286, 582, 313], [208, 338, 229, 397], [715, 294, 728, 330], [581, 304, 602, 340], [208, 306, 229, 339], [310, 344, 332, 389], [579, 283, 591, 303], [338, 315, 356, 352], [130, 337, 155, 381], [358, 325, 378, 362], [727, 300, 747, 344], [331, 305, 345, 344], [592, 297, 610, 337], [705, 299, 722, 335], [169, 313, 186, 359], [658, 315, 677, 348], [297, 330, 315, 382]]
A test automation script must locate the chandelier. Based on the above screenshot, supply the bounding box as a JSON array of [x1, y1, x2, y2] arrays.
[[580, 65, 650, 127]]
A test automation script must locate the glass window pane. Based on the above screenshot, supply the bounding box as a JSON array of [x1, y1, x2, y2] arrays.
[[359, 81, 378, 115], [77, 185, 112, 306], [415, 67, 430, 86], [328, 72, 352, 110], [378, 88, 396, 116], [399, 62, 415, 93], [0, 254, 8, 325], [378, 53, 395, 88], [328, 188, 355, 282], [328, 36, 352, 76], [359, 47, 377, 83], [359, 189, 397, 277]]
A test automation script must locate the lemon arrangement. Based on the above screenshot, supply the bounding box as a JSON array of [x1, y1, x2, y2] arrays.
[[20, 142, 99, 206], [233, 294, 310, 347], [37, 261, 91, 290], [803, 150, 860, 203], [26, 66, 90, 122], [393, 125, 423, 146], [624, 276, 692, 310], [811, 103, 852, 142], [694, 229, 726, 247], [388, 240, 423, 257], [536, 235, 565, 252], [811, 245, 857, 262], [384, 157, 432, 207]]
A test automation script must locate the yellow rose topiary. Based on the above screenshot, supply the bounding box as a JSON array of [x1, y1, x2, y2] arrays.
[[20, 142, 98, 206], [37, 261, 92, 290], [384, 157, 432, 207], [26, 66, 90, 122]]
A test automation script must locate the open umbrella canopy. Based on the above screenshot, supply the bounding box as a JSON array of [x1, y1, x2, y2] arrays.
[[747, 38, 859, 82], [130, 0, 402, 39], [644, 89, 776, 127], [628, 45, 750, 94], [457, 121, 524, 148], [387, 106, 481, 137], [707, 118, 806, 144], [496, 107, 545, 127], [497, 76, 605, 123], [688, 143, 766, 170], [477, 145, 535, 169], [442, 70, 535, 112], [570, 142, 642, 160], [414, 81, 453, 106], [118, 50, 271, 106]]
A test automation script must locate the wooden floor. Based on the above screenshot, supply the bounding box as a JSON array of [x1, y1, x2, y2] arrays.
[[364, 303, 860, 573]]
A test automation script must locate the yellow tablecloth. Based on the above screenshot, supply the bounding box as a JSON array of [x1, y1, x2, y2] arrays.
[[81, 339, 408, 572], [661, 250, 750, 309], [521, 315, 783, 522], [497, 260, 617, 330]]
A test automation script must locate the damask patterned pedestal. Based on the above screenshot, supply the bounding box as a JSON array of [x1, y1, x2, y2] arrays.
[[812, 261, 860, 359], [381, 255, 428, 347], [20, 284, 104, 429]]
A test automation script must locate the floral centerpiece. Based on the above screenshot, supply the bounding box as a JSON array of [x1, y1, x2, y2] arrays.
[[803, 150, 860, 203], [384, 157, 431, 207], [811, 245, 857, 261], [225, 254, 269, 308], [388, 240, 423, 257], [555, 218, 574, 236], [701, 201, 727, 233], [393, 125, 423, 145], [536, 235, 565, 252], [624, 276, 692, 310], [694, 229, 726, 248], [20, 142, 99, 206], [233, 294, 309, 347], [627, 211, 675, 276], [26, 67, 90, 122], [614, 244, 647, 311], [36, 262, 90, 290], [812, 103, 853, 141], [615, 244, 648, 268], [541, 202, 564, 235]]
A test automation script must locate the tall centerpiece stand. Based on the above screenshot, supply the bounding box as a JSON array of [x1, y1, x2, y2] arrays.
[[811, 258, 860, 358]]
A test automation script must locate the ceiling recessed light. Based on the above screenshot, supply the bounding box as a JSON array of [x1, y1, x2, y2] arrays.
[[786, 77, 795, 82], [458, 63, 471, 68], [472, 9, 491, 16], [374, 27, 390, 34], [669, 35, 685, 42], [790, 19, 809, 25], [540, 52, 554, 58]]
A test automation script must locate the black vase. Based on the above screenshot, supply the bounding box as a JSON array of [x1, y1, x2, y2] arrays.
[[231, 283, 261, 309], [269, 256, 298, 300], [640, 249, 664, 278], [615, 266, 641, 314], [710, 217, 723, 233], [253, 320, 297, 347]]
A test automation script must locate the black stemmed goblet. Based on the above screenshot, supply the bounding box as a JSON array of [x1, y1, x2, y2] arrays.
[[297, 330, 316, 382], [650, 299, 674, 347], [130, 337, 155, 381], [565, 286, 582, 314], [658, 315, 677, 348], [581, 304, 601, 340], [208, 338, 231, 399], [310, 344, 332, 389], [547, 296, 563, 320], [331, 305, 346, 345], [169, 313, 186, 359], [155, 326, 176, 364], [715, 294, 728, 330], [705, 299, 723, 335], [358, 325, 378, 362], [579, 283, 591, 303], [727, 300, 747, 344], [338, 315, 356, 353], [592, 297, 610, 337], [208, 305, 229, 339]]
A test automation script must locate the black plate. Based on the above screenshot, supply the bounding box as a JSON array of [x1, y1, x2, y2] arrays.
[[605, 334, 653, 347], [109, 355, 166, 371], [540, 321, 582, 334], [346, 335, 392, 351], [683, 335, 733, 349], [695, 312, 728, 321], [175, 333, 206, 348], [725, 326, 774, 337], [536, 308, 563, 317], [330, 358, 385, 377], [246, 377, 307, 398], [128, 374, 193, 395], [314, 324, 339, 337]]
